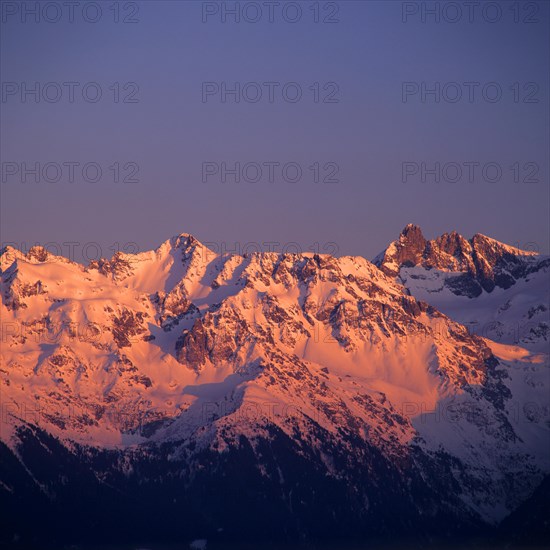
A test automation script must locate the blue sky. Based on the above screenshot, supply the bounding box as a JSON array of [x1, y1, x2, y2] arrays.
[[1, 0, 549, 262]]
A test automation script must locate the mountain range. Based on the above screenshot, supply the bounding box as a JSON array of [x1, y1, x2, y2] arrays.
[[1, 225, 548, 548]]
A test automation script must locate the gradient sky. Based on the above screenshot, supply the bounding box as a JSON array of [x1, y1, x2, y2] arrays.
[[1, 0, 549, 263]]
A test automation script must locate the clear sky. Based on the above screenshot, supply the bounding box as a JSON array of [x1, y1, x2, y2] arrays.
[[1, 0, 549, 263]]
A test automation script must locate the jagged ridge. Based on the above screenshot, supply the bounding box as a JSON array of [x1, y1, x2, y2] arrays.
[[0, 230, 548, 546]]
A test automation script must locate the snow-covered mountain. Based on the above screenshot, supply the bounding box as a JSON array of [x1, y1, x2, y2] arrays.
[[374, 224, 550, 352], [1, 230, 548, 547]]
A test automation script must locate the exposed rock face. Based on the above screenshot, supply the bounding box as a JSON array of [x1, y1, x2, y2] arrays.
[[0, 231, 548, 547], [88, 252, 134, 281], [373, 225, 550, 352], [374, 224, 547, 295], [389, 223, 428, 268], [111, 308, 147, 348]]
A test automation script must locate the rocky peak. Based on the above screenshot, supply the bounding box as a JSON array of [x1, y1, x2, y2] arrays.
[[372, 224, 427, 277], [375, 226, 545, 295], [0, 246, 24, 271], [27, 246, 50, 263], [400, 223, 425, 242], [169, 233, 199, 251], [1, 245, 68, 268], [434, 231, 471, 256], [87, 252, 134, 281]]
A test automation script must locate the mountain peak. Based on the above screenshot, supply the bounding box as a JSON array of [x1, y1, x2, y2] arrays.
[[400, 223, 424, 239], [159, 233, 206, 254], [0, 244, 73, 267], [373, 224, 428, 277], [375, 227, 544, 294], [471, 233, 538, 257], [0, 244, 20, 258], [171, 232, 196, 245]]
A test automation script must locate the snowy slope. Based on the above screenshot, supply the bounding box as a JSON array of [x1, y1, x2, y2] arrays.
[[1, 230, 549, 543]]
